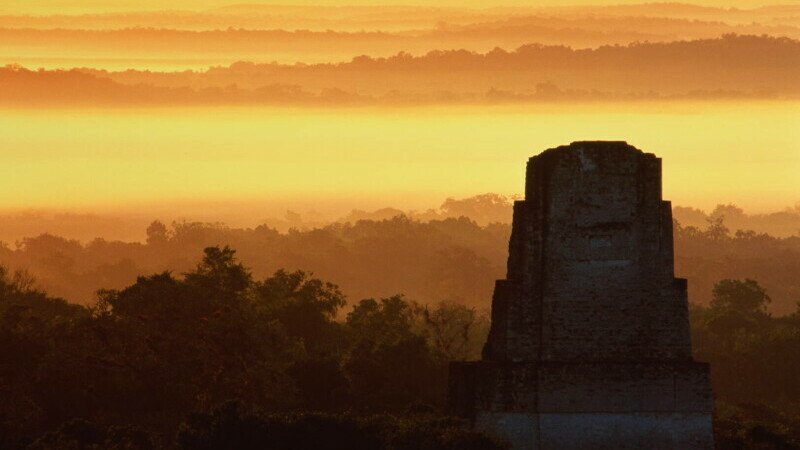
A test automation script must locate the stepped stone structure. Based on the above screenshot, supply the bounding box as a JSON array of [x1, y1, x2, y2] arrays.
[[448, 141, 714, 449]]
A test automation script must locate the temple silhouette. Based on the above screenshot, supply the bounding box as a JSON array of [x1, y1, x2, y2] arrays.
[[448, 141, 714, 449]]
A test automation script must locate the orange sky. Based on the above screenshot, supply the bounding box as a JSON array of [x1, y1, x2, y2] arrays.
[[2, 0, 793, 14], [1, 103, 797, 215], [0, 1, 796, 223]]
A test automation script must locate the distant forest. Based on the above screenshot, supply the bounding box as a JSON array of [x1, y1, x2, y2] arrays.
[[3, 35, 799, 105], [1, 3, 798, 65], [1, 194, 798, 314]]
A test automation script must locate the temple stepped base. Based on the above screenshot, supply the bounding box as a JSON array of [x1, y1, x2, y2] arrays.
[[449, 361, 713, 450], [476, 411, 712, 450]]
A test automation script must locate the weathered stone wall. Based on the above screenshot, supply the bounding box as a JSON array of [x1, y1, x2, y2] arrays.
[[450, 141, 714, 449]]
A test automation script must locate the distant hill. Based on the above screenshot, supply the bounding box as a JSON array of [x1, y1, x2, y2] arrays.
[[4, 35, 799, 104]]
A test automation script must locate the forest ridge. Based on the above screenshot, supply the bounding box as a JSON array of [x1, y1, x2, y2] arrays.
[[3, 35, 799, 105], [2, 195, 799, 315], [2, 3, 799, 105]]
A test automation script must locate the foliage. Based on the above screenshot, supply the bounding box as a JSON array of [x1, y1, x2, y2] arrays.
[[692, 279, 800, 447], [344, 296, 445, 411], [672, 216, 800, 314], [29, 420, 154, 450], [3, 243, 800, 448], [176, 402, 508, 450], [0, 248, 494, 449], [2, 207, 798, 314], [710, 278, 771, 314]]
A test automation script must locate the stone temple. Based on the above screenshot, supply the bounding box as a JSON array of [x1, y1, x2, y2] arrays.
[[448, 141, 714, 449]]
